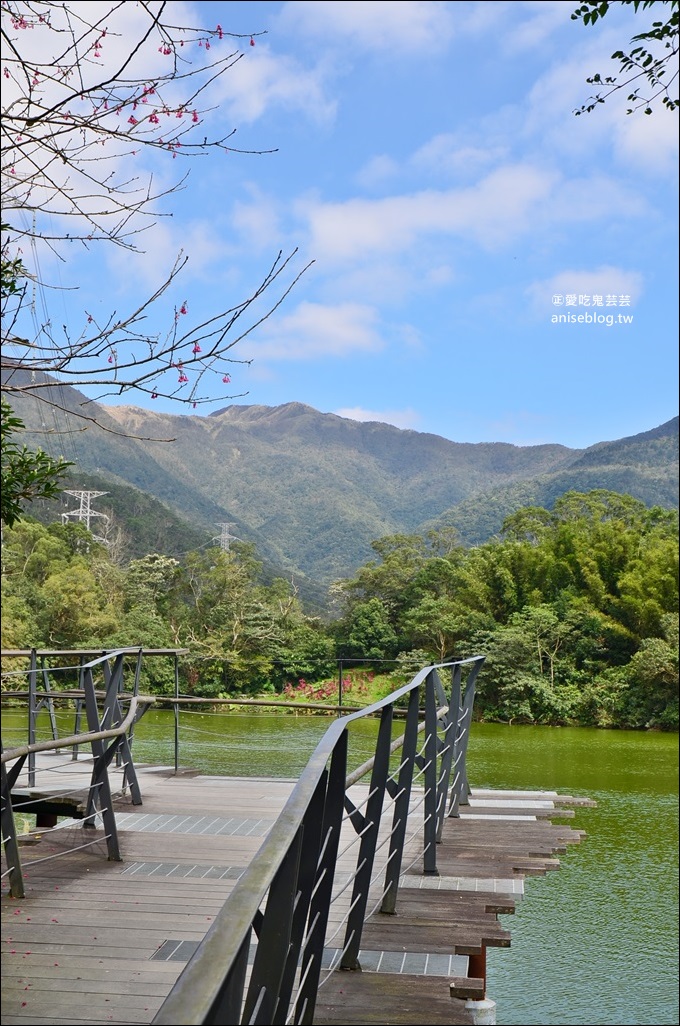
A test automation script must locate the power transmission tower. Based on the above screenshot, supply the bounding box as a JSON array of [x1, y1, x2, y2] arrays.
[[214, 522, 237, 552], [61, 490, 110, 544]]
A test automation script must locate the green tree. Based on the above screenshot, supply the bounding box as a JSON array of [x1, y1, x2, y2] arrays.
[[172, 544, 333, 695], [1, 393, 71, 529], [622, 613, 679, 726], [614, 530, 679, 636], [125, 554, 182, 615], [343, 534, 432, 606], [336, 490, 678, 728], [468, 605, 582, 724], [341, 598, 399, 660], [38, 559, 120, 645], [401, 594, 462, 663], [270, 616, 337, 690], [0, 591, 41, 650]]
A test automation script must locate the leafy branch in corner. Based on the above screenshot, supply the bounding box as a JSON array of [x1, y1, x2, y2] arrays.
[[1, 399, 72, 526], [572, 0, 679, 114]]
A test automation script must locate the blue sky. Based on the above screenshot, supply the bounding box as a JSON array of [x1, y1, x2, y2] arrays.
[[8, 1, 679, 449]]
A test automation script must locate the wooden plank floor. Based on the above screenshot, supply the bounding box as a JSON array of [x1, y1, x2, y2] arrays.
[[2, 754, 593, 1025], [314, 791, 591, 1025]]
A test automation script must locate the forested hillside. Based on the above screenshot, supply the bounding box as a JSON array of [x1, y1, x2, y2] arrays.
[[9, 378, 678, 584], [426, 417, 679, 544], [2, 491, 677, 729]]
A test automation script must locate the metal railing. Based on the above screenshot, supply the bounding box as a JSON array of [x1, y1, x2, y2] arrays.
[[1, 649, 156, 899], [1, 646, 186, 770], [152, 655, 484, 1026]]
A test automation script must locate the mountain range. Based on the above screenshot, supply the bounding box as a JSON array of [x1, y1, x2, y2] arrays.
[[7, 378, 678, 594]]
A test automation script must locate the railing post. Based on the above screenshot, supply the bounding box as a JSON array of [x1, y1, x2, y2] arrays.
[[39, 656, 60, 744], [272, 771, 332, 1022], [448, 658, 484, 817], [72, 697, 83, 760], [103, 652, 142, 805], [81, 664, 121, 861], [0, 754, 25, 899], [72, 656, 87, 759], [341, 704, 394, 969], [430, 668, 457, 845], [295, 732, 348, 1024], [242, 829, 304, 1024], [174, 654, 180, 774], [435, 664, 460, 841], [27, 648, 37, 786], [423, 669, 439, 875], [129, 650, 143, 747], [381, 684, 421, 913]]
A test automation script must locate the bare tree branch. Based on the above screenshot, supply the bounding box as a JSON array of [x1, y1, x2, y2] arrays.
[[1, 2, 309, 435]]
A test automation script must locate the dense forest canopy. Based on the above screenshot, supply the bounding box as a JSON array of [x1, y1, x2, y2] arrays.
[[1, 490, 677, 729]]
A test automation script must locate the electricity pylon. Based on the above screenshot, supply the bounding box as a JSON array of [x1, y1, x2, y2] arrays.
[[61, 490, 110, 544]]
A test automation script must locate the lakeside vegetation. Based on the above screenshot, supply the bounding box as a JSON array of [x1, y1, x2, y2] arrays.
[[1, 490, 677, 730]]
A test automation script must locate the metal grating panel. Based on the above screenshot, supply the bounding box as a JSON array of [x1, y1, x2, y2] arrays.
[[152, 940, 201, 962], [121, 861, 245, 879], [401, 872, 524, 894], [114, 812, 269, 836], [321, 949, 467, 976], [151, 939, 467, 976]]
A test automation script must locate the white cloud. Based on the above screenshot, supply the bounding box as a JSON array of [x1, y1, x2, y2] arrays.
[[106, 216, 235, 293], [231, 188, 282, 251], [247, 301, 385, 359], [319, 256, 453, 307], [615, 111, 679, 177], [298, 157, 651, 273], [278, 1, 455, 54], [449, 1, 512, 36], [334, 406, 422, 430], [503, 1, 573, 52], [546, 174, 649, 223], [526, 266, 644, 316], [299, 164, 558, 262], [318, 261, 415, 306], [355, 155, 400, 189], [524, 38, 621, 141], [411, 135, 509, 179], [213, 45, 335, 123]]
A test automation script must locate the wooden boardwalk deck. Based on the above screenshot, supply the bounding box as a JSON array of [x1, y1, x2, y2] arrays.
[[1, 754, 592, 1025]]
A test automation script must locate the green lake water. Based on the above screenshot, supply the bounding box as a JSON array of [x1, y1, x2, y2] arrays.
[[3, 709, 678, 1026]]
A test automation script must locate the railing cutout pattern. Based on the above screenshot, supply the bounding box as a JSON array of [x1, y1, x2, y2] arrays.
[[152, 656, 484, 1026]]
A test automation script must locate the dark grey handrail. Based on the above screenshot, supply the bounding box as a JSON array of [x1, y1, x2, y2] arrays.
[[1, 695, 154, 762], [152, 656, 484, 1026]]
